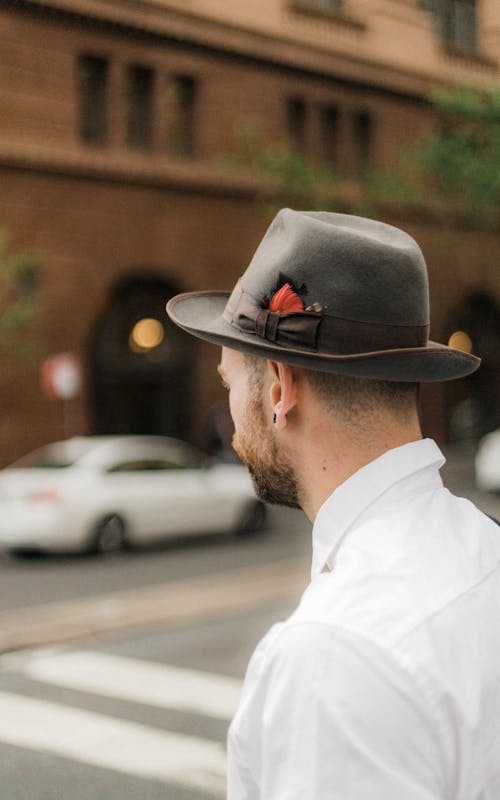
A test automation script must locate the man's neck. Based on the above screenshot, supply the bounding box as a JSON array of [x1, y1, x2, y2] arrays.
[[298, 421, 423, 523]]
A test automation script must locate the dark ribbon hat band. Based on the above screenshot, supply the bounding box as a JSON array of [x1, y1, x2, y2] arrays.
[[223, 281, 430, 355]]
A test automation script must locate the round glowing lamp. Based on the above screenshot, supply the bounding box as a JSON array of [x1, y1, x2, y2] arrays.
[[448, 330, 473, 354], [130, 318, 164, 352]]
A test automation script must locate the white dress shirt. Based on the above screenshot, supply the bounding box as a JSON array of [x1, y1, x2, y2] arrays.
[[227, 439, 500, 799]]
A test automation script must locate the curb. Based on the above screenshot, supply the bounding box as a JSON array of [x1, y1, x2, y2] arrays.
[[0, 558, 308, 654]]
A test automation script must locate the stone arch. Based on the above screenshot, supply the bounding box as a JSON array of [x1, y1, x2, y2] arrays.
[[89, 273, 194, 439]]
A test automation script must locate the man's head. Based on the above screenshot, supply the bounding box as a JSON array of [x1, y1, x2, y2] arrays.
[[167, 209, 480, 516]]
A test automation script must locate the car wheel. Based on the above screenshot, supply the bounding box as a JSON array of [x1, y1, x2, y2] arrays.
[[235, 501, 267, 536], [91, 514, 127, 554]]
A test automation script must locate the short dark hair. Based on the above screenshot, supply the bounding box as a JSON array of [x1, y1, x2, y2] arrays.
[[304, 369, 419, 422], [244, 353, 418, 421]]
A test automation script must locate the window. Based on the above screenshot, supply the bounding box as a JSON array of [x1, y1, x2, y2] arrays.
[[310, 0, 342, 8], [107, 459, 184, 472], [286, 97, 307, 153], [352, 110, 373, 178], [425, 0, 477, 51], [167, 75, 198, 157], [319, 104, 340, 167], [126, 65, 154, 150], [77, 54, 108, 145], [289, 0, 364, 30]]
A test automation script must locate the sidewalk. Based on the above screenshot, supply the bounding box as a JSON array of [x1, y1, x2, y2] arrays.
[[0, 558, 308, 655]]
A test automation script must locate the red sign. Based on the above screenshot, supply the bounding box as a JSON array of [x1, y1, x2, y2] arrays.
[[41, 353, 82, 400]]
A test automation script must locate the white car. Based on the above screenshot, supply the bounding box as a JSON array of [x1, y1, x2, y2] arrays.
[[0, 436, 266, 555], [475, 428, 500, 493]]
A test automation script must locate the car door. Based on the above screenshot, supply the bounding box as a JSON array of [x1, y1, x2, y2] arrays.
[[199, 462, 257, 532], [101, 448, 211, 543], [128, 459, 246, 539]]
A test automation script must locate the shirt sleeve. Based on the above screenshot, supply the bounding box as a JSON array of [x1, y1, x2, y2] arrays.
[[235, 621, 448, 800]]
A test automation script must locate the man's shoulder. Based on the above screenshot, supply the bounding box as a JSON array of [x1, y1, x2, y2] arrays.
[[252, 615, 422, 709], [295, 490, 500, 651]]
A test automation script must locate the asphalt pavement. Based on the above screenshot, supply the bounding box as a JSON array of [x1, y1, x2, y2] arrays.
[[0, 505, 310, 613], [0, 605, 290, 799], [0, 505, 310, 653]]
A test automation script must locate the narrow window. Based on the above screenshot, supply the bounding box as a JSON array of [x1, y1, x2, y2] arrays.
[[286, 97, 307, 154], [126, 65, 154, 150], [77, 54, 108, 146], [167, 75, 197, 157], [311, 0, 343, 9], [352, 110, 373, 178], [425, 0, 477, 51], [451, 0, 477, 50], [319, 104, 340, 167]]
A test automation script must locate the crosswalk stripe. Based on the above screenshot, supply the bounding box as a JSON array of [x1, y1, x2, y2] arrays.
[[15, 648, 242, 721], [0, 690, 226, 795]]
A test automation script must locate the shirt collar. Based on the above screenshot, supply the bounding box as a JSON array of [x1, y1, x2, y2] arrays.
[[311, 438, 445, 578]]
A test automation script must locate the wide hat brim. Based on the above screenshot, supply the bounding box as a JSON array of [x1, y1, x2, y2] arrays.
[[167, 291, 480, 383]]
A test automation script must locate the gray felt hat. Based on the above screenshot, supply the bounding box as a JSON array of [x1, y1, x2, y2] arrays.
[[166, 209, 480, 382]]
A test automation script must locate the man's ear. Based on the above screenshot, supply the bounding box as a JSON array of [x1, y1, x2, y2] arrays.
[[269, 361, 298, 430]]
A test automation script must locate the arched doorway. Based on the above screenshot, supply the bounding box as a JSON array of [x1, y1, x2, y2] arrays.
[[445, 290, 500, 443], [90, 275, 194, 440]]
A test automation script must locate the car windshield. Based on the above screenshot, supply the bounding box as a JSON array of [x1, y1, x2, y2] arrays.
[[12, 440, 97, 469]]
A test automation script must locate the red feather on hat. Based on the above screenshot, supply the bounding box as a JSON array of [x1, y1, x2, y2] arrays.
[[269, 283, 304, 314]]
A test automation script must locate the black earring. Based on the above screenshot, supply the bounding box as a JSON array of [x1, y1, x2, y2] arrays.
[[273, 413, 277, 424]]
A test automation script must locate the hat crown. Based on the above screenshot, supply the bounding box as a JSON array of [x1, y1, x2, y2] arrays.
[[241, 209, 429, 327]]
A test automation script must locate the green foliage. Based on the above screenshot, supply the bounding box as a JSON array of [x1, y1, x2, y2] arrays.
[[360, 146, 424, 215], [0, 229, 40, 352], [226, 122, 339, 215], [364, 84, 500, 218], [420, 85, 500, 210], [229, 87, 500, 222]]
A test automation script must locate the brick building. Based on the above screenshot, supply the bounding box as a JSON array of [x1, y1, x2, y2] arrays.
[[0, 0, 499, 464]]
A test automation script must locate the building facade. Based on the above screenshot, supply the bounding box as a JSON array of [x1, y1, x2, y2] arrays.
[[0, 0, 499, 464]]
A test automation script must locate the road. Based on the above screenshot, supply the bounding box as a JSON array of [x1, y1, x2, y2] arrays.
[[0, 606, 291, 799], [0, 506, 310, 613], [0, 507, 308, 798], [0, 446, 498, 799]]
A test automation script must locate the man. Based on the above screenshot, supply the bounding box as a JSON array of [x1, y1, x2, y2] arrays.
[[167, 210, 500, 798]]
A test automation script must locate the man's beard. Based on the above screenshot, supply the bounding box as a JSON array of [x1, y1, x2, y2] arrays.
[[232, 398, 301, 509]]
